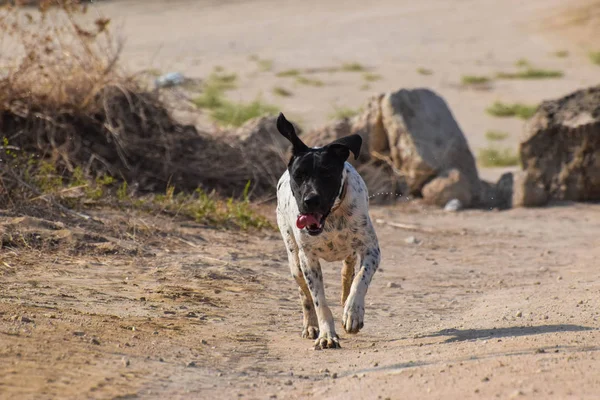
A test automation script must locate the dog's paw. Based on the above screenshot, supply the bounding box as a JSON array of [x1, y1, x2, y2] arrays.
[[314, 332, 341, 349], [342, 297, 365, 334], [302, 325, 319, 340]]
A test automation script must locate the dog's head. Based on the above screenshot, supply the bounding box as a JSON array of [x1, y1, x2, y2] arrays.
[[277, 113, 362, 236]]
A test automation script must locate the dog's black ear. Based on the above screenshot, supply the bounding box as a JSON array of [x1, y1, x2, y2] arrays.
[[327, 134, 362, 160], [277, 113, 309, 155]]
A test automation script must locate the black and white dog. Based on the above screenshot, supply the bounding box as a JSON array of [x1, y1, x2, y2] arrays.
[[275, 113, 381, 349]]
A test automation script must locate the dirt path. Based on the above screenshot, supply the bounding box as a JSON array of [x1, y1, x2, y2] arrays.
[[2, 202, 600, 399]]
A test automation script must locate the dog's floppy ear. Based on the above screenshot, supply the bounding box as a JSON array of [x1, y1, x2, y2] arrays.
[[277, 112, 309, 155], [327, 134, 362, 161]]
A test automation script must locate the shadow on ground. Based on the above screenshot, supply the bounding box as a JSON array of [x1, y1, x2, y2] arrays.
[[422, 324, 595, 343]]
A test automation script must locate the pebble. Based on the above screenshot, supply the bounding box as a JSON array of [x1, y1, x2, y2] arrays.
[[90, 338, 100, 345], [73, 331, 86, 337], [201, 339, 208, 345], [44, 313, 56, 319], [444, 199, 463, 212], [332, 373, 338, 379], [387, 282, 401, 289], [20, 316, 34, 323], [284, 380, 293, 386], [187, 361, 197, 368], [515, 311, 523, 318], [404, 236, 419, 245], [122, 357, 130, 367]]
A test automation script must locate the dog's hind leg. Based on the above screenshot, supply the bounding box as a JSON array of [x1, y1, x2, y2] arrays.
[[341, 252, 357, 306]]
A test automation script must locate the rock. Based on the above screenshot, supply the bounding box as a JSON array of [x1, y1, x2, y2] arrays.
[[122, 357, 130, 367], [155, 72, 185, 89], [387, 282, 401, 288], [381, 89, 480, 199], [404, 236, 419, 245], [20, 316, 34, 323], [444, 198, 463, 212], [520, 86, 600, 202], [187, 361, 197, 368], [515, 311, 523, 318], [422, 169, 472, 207], [511, 170, 549, 208], [90, 338, 101, 345]]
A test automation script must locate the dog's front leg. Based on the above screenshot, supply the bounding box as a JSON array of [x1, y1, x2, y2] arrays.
[[299, 251, 340, 349], [343, 244, 380, 334]]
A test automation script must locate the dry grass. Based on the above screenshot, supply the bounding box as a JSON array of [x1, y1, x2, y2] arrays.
[[272, 86, 293, 97], [417, 67, 433, 76], [461, 75, 491, 85], [0, 2, 279, 228], [589, 51, 600, 65], [341, 62, 366, 72]]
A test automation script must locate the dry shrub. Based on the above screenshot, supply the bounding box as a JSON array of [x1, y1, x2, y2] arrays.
[[0, 1, 278, 212]]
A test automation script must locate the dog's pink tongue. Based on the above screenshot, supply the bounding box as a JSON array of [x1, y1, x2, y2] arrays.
[[296, 214, 319, 229]]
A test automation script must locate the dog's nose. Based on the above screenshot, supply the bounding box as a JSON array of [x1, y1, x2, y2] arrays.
[[303, 194, 320, 209]]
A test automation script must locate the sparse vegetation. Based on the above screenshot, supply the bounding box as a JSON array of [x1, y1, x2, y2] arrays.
[[192, 69, 277, 126], [515, 58, 531, 68], [341, 62, 366, 72], [210, 98, 279, 127], [272, 86, 293, 97], [205, 70, 238, 90], [554, 50, 569, 58], [151, 182, 270, 230], [496, 68, 564, 79], [276, 69, 301, 77], [363, 73, 382, 82], [497, 59, 563, 79], [329, 106, 359, 120], [486, 101, 538, 119], [461, 75, 491, 85], [296, 76, 324, 87], [478, 147, 519, 167], [417, 67, 433, 75], [589, 51, 600, 65], [485, 130, 509, 141], [0, 2, 278, 229], [249, 55, 273, 72]]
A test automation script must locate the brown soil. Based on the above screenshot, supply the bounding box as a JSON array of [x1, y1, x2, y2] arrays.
[[2, 201, 600, 399]]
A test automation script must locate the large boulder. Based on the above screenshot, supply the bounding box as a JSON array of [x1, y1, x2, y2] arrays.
[[520, 86, 600, 202], [302, 88, 482, 207], [381, 89, 481, 202]]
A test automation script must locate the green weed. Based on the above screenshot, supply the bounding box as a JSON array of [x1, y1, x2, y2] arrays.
[[486, 101, 537, 119], [461, 75, 491, 85], [272, 86, 293, 97], [485, 130, 509, 141], [478, 147, 519, 167]]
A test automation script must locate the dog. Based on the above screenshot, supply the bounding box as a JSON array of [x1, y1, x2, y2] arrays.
[[275, 113, 381, 349]]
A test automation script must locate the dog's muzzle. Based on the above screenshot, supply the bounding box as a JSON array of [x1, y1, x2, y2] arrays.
[[296, 213, 325, 236]]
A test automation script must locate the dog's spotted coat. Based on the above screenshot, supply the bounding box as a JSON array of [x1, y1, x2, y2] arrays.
[[277, 162, 381, 349]]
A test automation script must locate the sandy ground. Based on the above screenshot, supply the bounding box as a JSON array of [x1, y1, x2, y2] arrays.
[[92, 0, 599, 157], [2, 0, 600, 399], [2, 202, 600, 400]]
